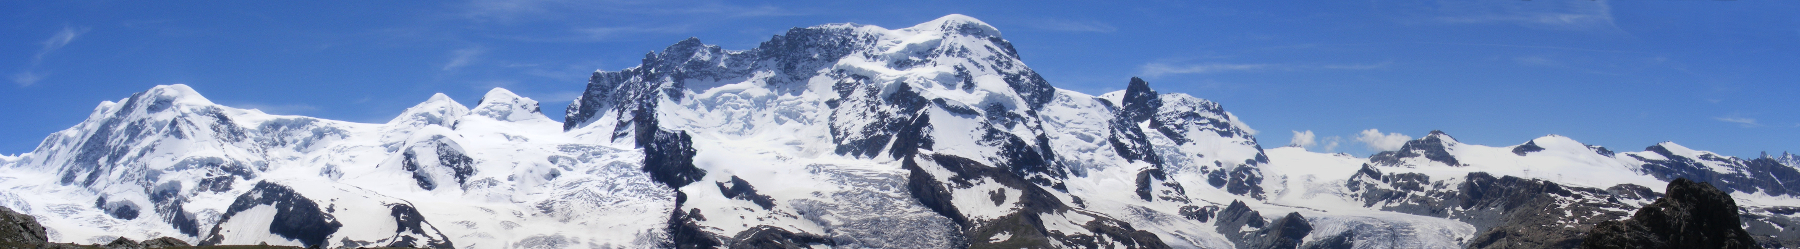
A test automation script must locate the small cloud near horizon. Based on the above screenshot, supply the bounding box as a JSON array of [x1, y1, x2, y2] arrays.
[[1356, 129, 1413, 151]]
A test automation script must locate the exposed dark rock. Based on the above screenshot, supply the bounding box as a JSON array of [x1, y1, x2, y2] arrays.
[[1120, 77, 1161, 123], [729, 225, 836, 248], [1210, 201, 1314, 249], [94, 196, 140, 220], [886, 113, 933, 160], [105, 237, 140, 249], [833, 81, 930, 159], [668, 206, 722, 249], [1301, 231, 1354, 249], [388, 203, 453, 248], [1347, 170, 1651, 249], [1242, 212, 1311, 249], [926, 154, 1066, 214], [1135, 169, 1166, 201], [639, 115, 706, 189], [1581, 178, 1761, 249], [1605, 184, 1663, 201], [1224, 165, 1266, 200], [1048, 212, 1171, 249], [0, 206, 51, 248], [434, 142, 475, 188], [1370, 130, 1461, 167], [1214, 200, 1267, 239], [1630, 145, 1800, 198], [716, 176, 777, 210], [903, 156, 968, 227], [1741, 205, 1800, 248], [1178, 205, 1219, 223], [200, 181, 341, 248], [140, 237, 189, 248], [1513, 140, 1546, 156]]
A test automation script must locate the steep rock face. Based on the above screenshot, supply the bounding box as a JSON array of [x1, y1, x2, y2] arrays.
[[558, 14, 1266, 247], [0, 206, 50, 247], [1345, 166, 1653, 249], [199, 181, 341, 247], [1629, 143, 1800, 197], [1370, 130, 1462, 167], [1208, 201, 1312, 249], [1582, 178, 1760, 249]]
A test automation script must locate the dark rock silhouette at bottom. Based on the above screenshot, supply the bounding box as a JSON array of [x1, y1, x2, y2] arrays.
[[1582, 178, 1761, 249]]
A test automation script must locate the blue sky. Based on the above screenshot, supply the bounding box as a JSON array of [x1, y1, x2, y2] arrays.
[[2, 0, 1795, 158]]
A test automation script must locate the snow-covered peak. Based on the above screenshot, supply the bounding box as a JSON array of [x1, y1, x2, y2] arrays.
[[904, 14, 1001, 38], [1520, 135, 1589, 153], [388, 93, 469, 128], [1649, 141, 1705, 158], [143, 84, 215, 106], [1780, 152, 1800, 167], [1424, 130, 1460, 144], [1636, 141, 1742, 165], [85, 84, 222, 119], [470, 88, 548, 122], [0, 153, 18, 165]]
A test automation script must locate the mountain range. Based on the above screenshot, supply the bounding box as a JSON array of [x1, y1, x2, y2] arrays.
[[1, 14, 1796, 249]]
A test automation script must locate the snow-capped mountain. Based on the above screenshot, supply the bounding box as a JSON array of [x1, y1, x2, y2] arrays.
[[1, 14, 1797, 249]]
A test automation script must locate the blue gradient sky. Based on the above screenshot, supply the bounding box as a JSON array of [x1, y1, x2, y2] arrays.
[[2, 0, 1795, 158]]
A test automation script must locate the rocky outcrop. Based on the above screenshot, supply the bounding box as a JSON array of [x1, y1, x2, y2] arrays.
[[199, 181, 343, 248], [1347, 166, 1652, 248], [1369, 130, 1461, 167], [0, 206, 50, 248], [1581, 178, 1761, 249]]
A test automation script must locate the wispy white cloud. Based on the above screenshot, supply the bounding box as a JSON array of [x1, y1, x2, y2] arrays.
[[1514, 55, 1559, 67], [1289, 130, 1346, 152], [1289, 130, 1317, 148], [1322, 136, 1343, 152], [1025, 19, 1118, 33], [1322, 60, 1394, 70], [1715, 116, 1760, 127], [33, 26, 84, 63], [574, 25, 691, 40], [10, 72, 45, 87], [443, 47, 485, 71], [1356, 129, 1413, 151], [13, 26, 87, 86], [1139, 62, 1272, 77], [1412, 0, 1618, 31], [458, 0, 796, 23], [1139, 60, 1391, 77]]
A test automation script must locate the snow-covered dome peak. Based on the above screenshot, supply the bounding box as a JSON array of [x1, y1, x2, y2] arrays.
[[478, 87, 522, 105], [388, 93, 469, 127], [906, 14, 1001, 38], [471, 87, 548, 122], [145, 84, 213, 104], [1527, 134, 1585, 149]]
